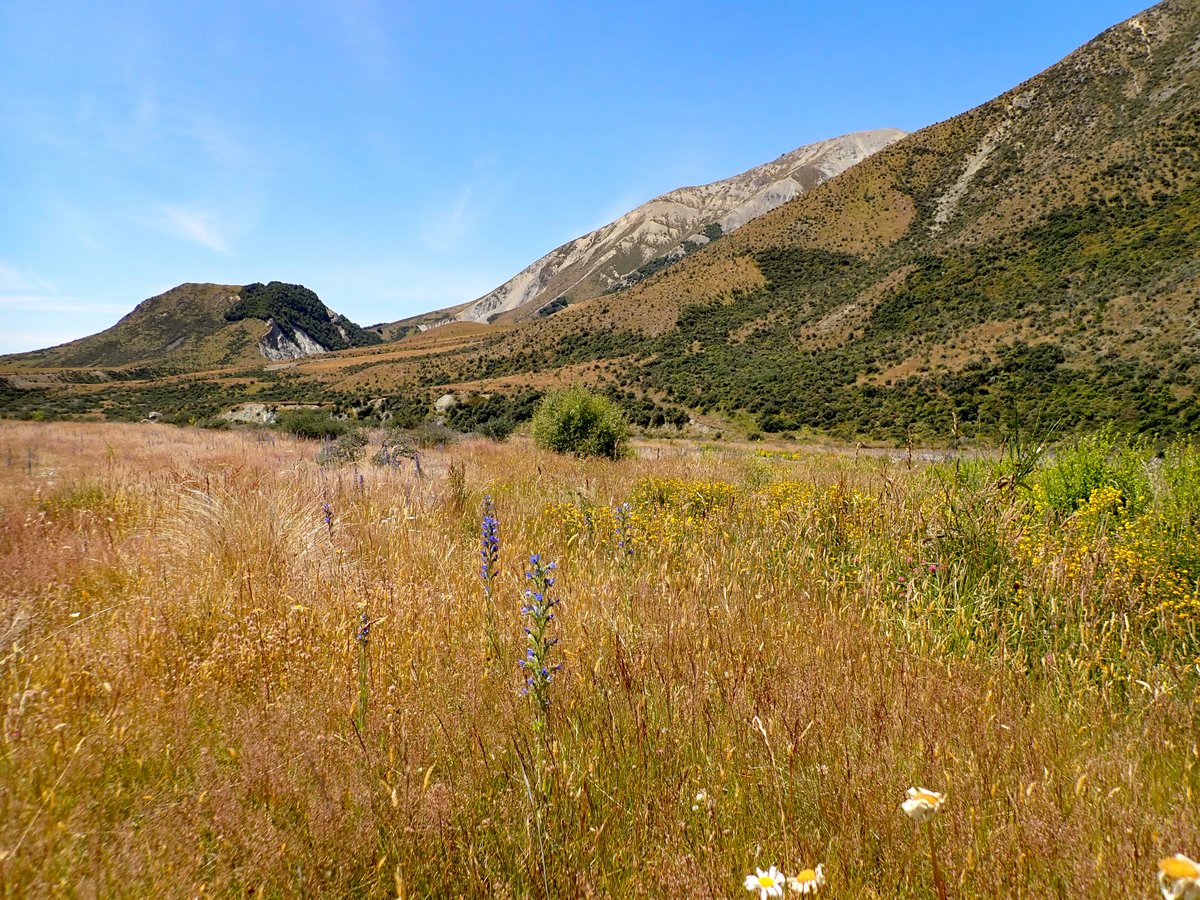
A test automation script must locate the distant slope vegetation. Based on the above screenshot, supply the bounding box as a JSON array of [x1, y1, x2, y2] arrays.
[[3, 283, 249, 370], [227, 282, 382, 354], [423, 0, 1200, 442], [2, 281, 380, 371]]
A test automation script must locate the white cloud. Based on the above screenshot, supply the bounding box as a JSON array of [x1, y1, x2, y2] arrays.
[[157, 205, 230, 253]]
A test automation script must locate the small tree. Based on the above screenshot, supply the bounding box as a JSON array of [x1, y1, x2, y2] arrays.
[[530, 386, 628, 459]]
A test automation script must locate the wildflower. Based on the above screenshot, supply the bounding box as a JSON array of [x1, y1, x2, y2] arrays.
[[1159, 855, 1200, 900], [322, 502, 334, 533], [744, 866, 785, 899], [904, 786, 949, 900], [615, 501, 634, 556], [902, 787, 946, 824], [520, 554, 560, 719], [787, 865, 825, 894], [354, 608, 371, 732], [480, 497, 500, 583], [691, 789, 708, 811]]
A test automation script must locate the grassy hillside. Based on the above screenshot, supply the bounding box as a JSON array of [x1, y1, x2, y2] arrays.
[[1, 283, 252, 369], [1, 282, 381, 373]]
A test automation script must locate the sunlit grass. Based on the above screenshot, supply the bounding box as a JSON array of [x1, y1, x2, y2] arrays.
[[0, 421, 1197, 896]]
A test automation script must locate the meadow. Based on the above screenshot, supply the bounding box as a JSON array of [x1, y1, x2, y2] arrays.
[[0, 421, 1197, 897]]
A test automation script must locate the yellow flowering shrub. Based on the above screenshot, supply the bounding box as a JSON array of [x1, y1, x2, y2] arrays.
[[630, 476, 740, 519]]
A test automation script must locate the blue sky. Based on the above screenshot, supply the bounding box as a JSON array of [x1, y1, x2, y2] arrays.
[[0, 0, 1148, 354]]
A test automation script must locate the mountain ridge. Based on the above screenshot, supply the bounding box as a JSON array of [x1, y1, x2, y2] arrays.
[[409, 0, 1200, 440], [381, 128, 905, 334]]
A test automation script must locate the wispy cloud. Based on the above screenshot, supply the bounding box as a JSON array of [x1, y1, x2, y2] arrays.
[[0, 295, 128, 314], [0, 262, 55, 293], [157, 205, 230, 253], [420, 186, 476, 253], [0, 262, 129, 353], [327, 0, 394, 84]]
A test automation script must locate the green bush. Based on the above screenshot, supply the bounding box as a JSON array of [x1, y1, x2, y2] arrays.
[[276, 409, 349, 440], [530, 386, 628, 459], [477, 418, 516, 441], [1034, 429, 1150, 517]]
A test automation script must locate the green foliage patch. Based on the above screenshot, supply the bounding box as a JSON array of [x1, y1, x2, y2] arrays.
[[444, 390, 541, 440], [530, 386, 629, 459], [226, 282, 382, 351], [275, 408, 352, 440]]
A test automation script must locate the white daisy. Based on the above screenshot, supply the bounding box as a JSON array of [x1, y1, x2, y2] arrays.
[[901, 786, 946, 824], [788, 864, 825, 894], [744, 865, 786, 899], [1159, 854, 1200, 900]]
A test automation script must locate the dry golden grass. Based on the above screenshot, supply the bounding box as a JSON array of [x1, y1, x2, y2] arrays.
[[0, 421, 1196, 897]]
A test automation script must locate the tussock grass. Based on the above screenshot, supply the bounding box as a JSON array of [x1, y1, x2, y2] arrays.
[[0, 422, 1196, 897]]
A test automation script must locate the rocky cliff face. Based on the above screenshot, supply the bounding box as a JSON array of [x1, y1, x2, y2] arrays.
[[446, 128, 905, 325], [258, 320, 330, 361]]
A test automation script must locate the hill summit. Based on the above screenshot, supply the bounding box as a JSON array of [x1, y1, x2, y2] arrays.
[[3, 281, 381, 370]]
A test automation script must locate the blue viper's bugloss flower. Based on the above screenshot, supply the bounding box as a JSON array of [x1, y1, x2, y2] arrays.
[[520, 554, 561, 715], [615, 502, 634, 556], [480, 497, 500, 585], [356, 611, 370, 645]]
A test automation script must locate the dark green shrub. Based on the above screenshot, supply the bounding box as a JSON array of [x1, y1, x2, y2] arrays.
[[276, 409, 349, 440], [405, 422, 459, 448], [444, 390, 540, 435], [530, 387, 628, 459], [372, 430, 416, 467], [477, 418, 516, 441]]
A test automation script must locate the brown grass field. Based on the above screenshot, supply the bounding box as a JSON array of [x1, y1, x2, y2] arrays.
[[0, 421, 1197, 897]]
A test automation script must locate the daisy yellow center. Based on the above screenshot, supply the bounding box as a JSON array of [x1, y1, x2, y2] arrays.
[[795, 869, 817, 882], [914, 791, 940, 804], [758, 875, 779, 887], [1160, 857, 1200, 879]]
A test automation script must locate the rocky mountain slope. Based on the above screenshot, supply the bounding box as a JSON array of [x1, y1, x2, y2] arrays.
[[419, 0, 1200, 440], [414, 128, 905, 328], [1, 281, 380, 370]]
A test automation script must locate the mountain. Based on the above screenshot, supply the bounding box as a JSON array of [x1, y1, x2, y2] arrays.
[[5, 1, 1199, 443], [2, 281, 381, 370], [423, 0, 1200, 441], [395, 129, 904, 331]]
